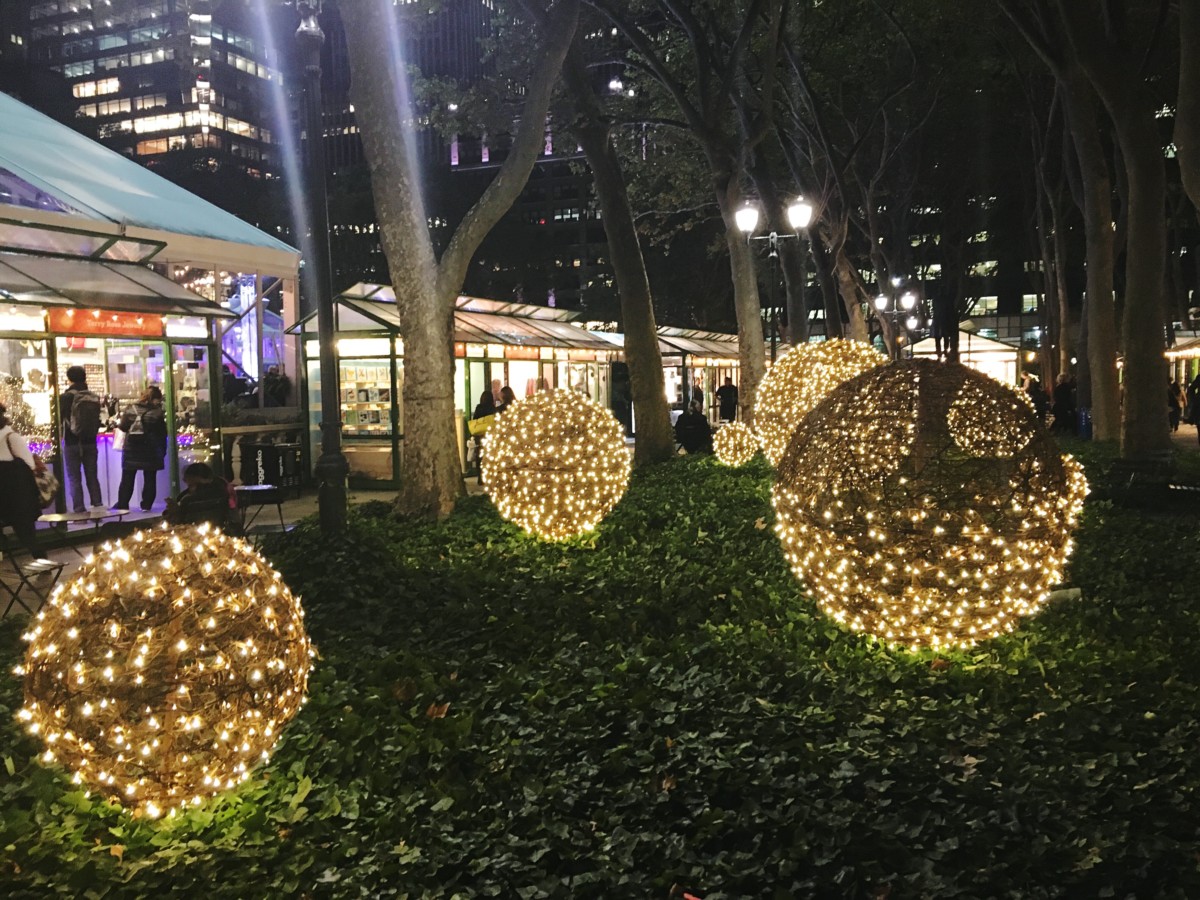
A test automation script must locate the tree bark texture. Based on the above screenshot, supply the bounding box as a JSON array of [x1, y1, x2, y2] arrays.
[[1061, 68, 1119, 440], [1177, 0, 1200, 212], [575, 124, 675, 464], [343, 0, 579, 517], [715, 179, 766, 424], [1058, 1, 1169, 458]]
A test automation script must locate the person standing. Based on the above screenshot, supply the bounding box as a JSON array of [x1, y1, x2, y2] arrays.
[[0, 403, 47, 558], [1188, 373, 1200, 447], [1168, 379, 1183, 433], [59, 365, 104, 512], [1051, 373, 1076, 435], [114, 386, 168, 512], [715, 376, 739, 422], [496, 385, 517, 415], [469, 390, 497, 484]]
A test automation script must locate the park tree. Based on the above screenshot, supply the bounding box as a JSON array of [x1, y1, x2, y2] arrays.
[[341, 0, 579, 518], [587, 0, 784, 423], [997, 0, 1130, 444], [1178, 1, 1200, 213], [553, 17, 675, 465]]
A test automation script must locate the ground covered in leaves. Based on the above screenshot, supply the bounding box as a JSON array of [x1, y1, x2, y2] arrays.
[[2, 443, 1199, 898]]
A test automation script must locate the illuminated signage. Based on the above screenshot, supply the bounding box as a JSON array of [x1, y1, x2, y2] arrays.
[[48, 308, 163, 337]]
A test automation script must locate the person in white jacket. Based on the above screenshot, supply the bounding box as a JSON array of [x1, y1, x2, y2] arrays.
[[0, 403, 47, 558]]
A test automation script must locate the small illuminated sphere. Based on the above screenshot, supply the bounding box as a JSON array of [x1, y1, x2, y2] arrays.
[[19, 525, 314, 817], [755, 339, 887, 466], [483, 389, 631, 540], [772, 360, 1088, 650], [713, 421, 759, 467]]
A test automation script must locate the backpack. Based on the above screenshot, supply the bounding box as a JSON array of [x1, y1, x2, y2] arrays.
[[69, 389, 103, 440]]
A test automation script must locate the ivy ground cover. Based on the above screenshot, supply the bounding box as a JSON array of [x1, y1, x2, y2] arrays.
[[2, 447, 1199, 898]]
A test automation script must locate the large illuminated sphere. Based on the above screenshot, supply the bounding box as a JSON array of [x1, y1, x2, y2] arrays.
[[772, 360, 1088, 650], [18, 526, 314, 817], [713, 421, 759, 467], [483, 389, 631, 540], [755, 339, 886, 466]]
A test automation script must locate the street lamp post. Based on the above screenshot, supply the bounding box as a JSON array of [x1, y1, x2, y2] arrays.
[[296, 0, 348, 534], [736, 196, 814, 363], [873, 275, 921, 362]]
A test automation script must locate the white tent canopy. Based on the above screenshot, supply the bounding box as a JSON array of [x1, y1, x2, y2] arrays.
[[0, 91, 298, 274]]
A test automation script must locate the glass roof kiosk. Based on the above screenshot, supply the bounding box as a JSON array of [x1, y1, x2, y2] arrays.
[[0, 94, 300, 517], [290, 284, 619, 488]]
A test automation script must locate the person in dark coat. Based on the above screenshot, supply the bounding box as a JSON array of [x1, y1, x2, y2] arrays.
[[0, 403, 47, 558], [715, 377, 739, 422], [1188, 374, 1200, 447], [165, 462, 231, 527], [59, 364, 104, 512], [1051, 373, 1076, 434], [1168, 379, 1184, 432], [496, 385, 517, 415], [114, 386, 168, 511], [1023, 374, 1049, 426], [674, 400, 713, 454]]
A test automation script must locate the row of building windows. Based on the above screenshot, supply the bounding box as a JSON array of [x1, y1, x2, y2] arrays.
[[31, 1, 168, 24], [76, 92, 167, 116], [224, 50, 278, 83], [135, 133, 270, 165], [58, 44, 173, 77]]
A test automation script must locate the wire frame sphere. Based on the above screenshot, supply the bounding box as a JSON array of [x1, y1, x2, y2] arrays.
[[483, 389, 632, 540], [18, 526, 314, 818], [755, 339, 887, 466], [713, 421, 759, 467], [772, 360, 1088, 650]]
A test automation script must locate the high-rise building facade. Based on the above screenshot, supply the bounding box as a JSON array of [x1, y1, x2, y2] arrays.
[[20, 0, 279, 179]]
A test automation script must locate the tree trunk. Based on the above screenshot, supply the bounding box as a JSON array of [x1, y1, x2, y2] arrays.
[[814, 222, 846, 340], [343, 0, 579, 517], [1059, 1, 1169, 459], [715, 179, 767, 424], [1178, 0, 1200, 211], [1051, 206, 1072, 375], [833, 247, 870, 344], [778, 238, 810, 345], [575, 123, 674, 464], [1061, 68, 1119, 441]]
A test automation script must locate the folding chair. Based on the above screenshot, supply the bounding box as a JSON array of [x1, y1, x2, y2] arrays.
[[0, 549, 65, 618]]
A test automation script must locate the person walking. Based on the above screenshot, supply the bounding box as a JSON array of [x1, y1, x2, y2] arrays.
[[716, 377, 739, 422], [59, 364, 104, 512], [1169, 379, 1183, 432], [0, 403, 47, 558], [114, 386, 168, 512], [674, 399, 713, 453]]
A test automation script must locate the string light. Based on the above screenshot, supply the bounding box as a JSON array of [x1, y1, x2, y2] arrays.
[[713, 421, 759, 467], [772, 360, 1088, 650], [483, 389, 631, 540], [18, 525, 314, 817], [754, 339, 887, 466]]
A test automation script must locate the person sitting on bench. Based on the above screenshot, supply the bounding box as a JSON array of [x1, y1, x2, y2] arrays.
[[165, 463, 232, 528]]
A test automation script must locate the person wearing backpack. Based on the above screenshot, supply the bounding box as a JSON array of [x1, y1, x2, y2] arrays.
[[114, 385, 168, 512], [59, 365, 104, 513]]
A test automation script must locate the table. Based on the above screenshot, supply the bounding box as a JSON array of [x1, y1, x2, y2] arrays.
[[39, 509, 128, 557]]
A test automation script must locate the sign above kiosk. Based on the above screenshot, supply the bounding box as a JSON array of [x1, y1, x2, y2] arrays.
[[48, 307, 164, 337]]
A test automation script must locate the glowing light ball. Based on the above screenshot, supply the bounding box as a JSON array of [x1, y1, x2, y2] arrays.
[[17, 526, 314, 818], [772, 360, 1088, 650], [755, 339, 887, 466], [713, 421, 759, 467], [483, 389, 631, 540]]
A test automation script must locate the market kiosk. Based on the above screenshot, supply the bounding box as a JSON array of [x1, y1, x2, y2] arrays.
[[0, 251, 234, 508], [0, 92, 301, 512], [656, 326, 741, 420], [291, 284, 619, 487]]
